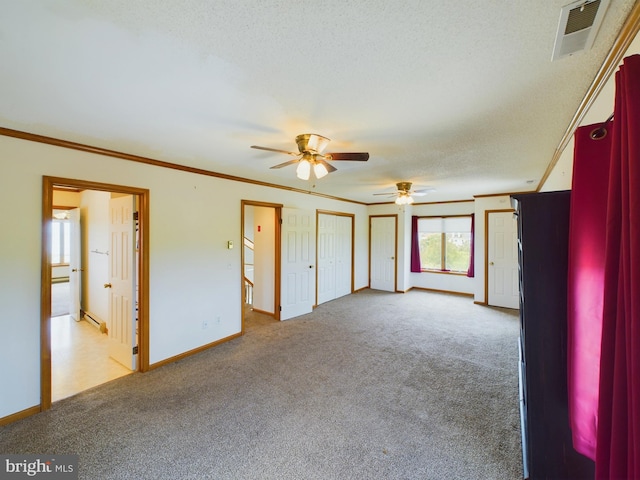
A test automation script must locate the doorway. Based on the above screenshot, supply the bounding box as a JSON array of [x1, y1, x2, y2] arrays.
[[50, 201, 132, 401], [241, 200, 282, 333], [41, 176, 149, 410]]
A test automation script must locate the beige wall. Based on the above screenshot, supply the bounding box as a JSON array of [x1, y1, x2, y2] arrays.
[[0, 134, 369, 419], [53, 190, 80, 207]]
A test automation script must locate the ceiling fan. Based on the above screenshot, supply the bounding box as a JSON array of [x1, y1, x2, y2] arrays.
[[374, 182, 435, 205], [251, 133, 369, 180]]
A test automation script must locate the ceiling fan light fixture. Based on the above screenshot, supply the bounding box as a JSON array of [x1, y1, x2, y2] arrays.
[[313, 162, 329, 179], [296, 159, 311, 180], [53, 211, 70, 220], [395, 193, 413, 205], [296, 133, 330, 154]]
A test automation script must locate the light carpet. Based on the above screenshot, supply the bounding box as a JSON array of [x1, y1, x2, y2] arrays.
[[0, 289, 522, 479]]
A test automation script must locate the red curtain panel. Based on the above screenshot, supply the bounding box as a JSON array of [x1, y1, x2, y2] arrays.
[[568, 54, 640, 478], [410, 216, 421, 272], [466, 214, 474, 278], [567, 119, 612, 460], [595, 54, 640, 480]]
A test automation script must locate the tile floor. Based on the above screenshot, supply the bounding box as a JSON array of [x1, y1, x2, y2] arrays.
[[50, 304, 274, 402], [51, 315, 131, 402]]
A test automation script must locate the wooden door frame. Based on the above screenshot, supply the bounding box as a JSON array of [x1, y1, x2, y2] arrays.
[[368, 214, 398, 292], [41, 176, 150, 411], [484, 208, 515, 305], [316, 210, 355, 305], [241, 200, 282, 332]]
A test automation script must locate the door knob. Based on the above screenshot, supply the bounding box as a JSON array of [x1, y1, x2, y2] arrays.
[[104, 283, 112, 288]]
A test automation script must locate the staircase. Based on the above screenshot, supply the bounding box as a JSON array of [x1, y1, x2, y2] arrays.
[[244, 236, 254, 306]]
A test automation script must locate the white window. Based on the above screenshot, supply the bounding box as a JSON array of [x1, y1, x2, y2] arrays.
[[418, 216, 471, 273], [52, 211, 71, 265]]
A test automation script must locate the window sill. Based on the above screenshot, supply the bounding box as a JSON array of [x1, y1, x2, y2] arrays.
[[418, 269, 468, 276]]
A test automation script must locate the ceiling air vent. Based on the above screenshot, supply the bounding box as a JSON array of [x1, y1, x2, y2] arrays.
[[551, 0, 610, 61]]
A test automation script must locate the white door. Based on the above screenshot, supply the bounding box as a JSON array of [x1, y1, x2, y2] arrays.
[[317, 213, 336, 305], [108, 195, 137, 369], [281, 208, 315, 320], [68, 208, 81, 322], [370, 216, 396, 292], [488, 211, 520, 309], [335, 215, 352, 298]]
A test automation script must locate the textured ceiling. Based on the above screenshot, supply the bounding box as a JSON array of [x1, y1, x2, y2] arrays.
[[0, 1, 636, 203]]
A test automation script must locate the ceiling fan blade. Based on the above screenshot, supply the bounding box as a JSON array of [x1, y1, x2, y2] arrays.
[[251, 145, 299, 156], [269, 159, 300, 169], [316, 158, 337, 173], [412, 188, 436, 196], [325, 152, 369, 161], [373, 192, 397, 196]]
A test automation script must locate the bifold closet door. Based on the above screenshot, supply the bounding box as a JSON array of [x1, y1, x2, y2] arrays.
[[317, 213, 352, 305], [317, 214, 336, 305], [334, 215, 352, 298]]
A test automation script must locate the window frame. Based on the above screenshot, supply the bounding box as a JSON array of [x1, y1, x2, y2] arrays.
[[416, 214, 472, 275], [51, 208, 73, 266]]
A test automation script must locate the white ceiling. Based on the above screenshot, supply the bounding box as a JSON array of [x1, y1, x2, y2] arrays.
[[0, 1, 636, 203]]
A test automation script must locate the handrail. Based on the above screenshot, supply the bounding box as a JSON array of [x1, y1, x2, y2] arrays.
[[244, 277, 254, 287], [244, 237, 254, 250]]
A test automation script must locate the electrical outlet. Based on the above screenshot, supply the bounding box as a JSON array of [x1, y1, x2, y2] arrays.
[[202, 320, 208, 329]]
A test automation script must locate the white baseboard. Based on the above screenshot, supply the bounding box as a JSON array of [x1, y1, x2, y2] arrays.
[[83, 311, 106, 333]]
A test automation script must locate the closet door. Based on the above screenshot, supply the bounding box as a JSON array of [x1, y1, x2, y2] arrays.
[[317, 213, 353, 305], [370, 215, 396, 292], [335, 215, 352, 299], [317, 213, 336, 305]]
